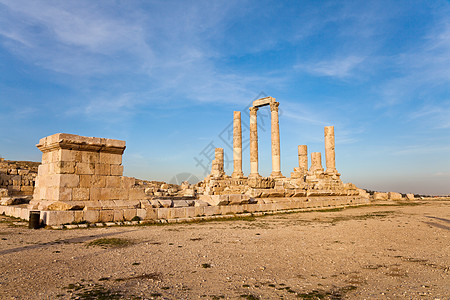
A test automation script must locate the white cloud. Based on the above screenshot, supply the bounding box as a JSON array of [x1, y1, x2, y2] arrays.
[[296, 55, 366, 79]]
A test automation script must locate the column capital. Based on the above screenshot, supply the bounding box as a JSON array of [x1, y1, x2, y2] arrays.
[[249, 106, 258, 114], [270, 101, 280, 112]]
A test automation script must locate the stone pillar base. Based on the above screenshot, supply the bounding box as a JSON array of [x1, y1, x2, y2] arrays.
[[248, 173, 262, 178], [231, 171, 244, 179], [270, 171, 284, 178]]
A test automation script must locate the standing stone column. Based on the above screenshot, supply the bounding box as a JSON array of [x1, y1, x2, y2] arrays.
[[232, 111, 244, 178], [309, 152, 324, 173], [210, 148, 225, 178], [249, 106, 260, 178], [298, 145, 308, 173], [270, 102, 283, 177], [324, 126, 337, 174]]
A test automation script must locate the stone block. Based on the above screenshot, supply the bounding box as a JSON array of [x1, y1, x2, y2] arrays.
[[136, 208, 146, 220], [38, 164, 50, 175], [20, 186, 34, 194], [55, 174, 80, 188], [111, 188, 128, 200], [20, 208, 30, 221], [173, 200, 189, 207], [121, 176, 135, 189], [54, 161, 76, 174], [57, 187, 73, 201], [106, 176, 121, 188], [184, 207, 196, 218], [145, 207, 158, 220], [229, 205, 245, 214], [44, 211, 75, 226], [41, 152, 51, 164], [203, 206, 220, 216], [75, 163, 95, 175], [81, 151, 100, 164], [90, 188, 101, 201], [123, 208, 137, 220], [406, 193, 415, 200], [100, 152, 122, 165], [99, 210, 114, 222], [113, 209, 124, 221], [83, 201, 102, 210], [72, 188, 90, 201], [56, 149, 77, 162], [47, 201, 81, 211], [128, 187, 145, 201], [158, 199, 173, 208], [95, 164, 110, 176], [388, 192, 403, 201], [79, 175, 92, 188], [373, 192, 388, 200], [358, 189, 370, 198], [84, 210, 100, 223], [157, 208, 170, 219], [205, 195, 229, 206], [74, 211, 84, 223], [110, 165, 124, 176], [150, 199, 161, 207], [139, 199, 151, 208], [169, 208, 187, 219], [219, 206, 233, 215], [91, 176, 106, 188], [99, 188, 112, 200]]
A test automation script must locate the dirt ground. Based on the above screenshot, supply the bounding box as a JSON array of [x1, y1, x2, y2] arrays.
[[0, 199, 449, 300]]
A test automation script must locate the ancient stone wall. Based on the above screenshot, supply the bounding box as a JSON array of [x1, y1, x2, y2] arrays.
[[0, 158, 39, 196], [29, 133, 141, 210]]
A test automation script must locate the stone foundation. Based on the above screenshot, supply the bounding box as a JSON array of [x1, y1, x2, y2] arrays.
[[29, 133, 139, 210], [1, 195, 369, 226]]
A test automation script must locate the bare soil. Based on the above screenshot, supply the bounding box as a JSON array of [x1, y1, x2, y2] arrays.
[[0, 200, 449, 299]]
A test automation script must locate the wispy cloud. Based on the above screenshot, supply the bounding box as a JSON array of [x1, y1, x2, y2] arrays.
[[296, 55, 367, 79], [377, 6, 450, 107], [409, 100, 450, 129], [391, 144, 450, 156]]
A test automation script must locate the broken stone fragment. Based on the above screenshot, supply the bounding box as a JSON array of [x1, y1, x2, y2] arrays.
[[406, 193, 415, 200], [47, 201, 84, 211], [157, 199, 173, 208], [388, 192, 403, 201], [373, 192, 388, 200]]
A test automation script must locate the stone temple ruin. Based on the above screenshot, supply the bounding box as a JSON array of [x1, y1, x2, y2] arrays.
[[1, 97, 380, 226], [200, 96, 361, 203]]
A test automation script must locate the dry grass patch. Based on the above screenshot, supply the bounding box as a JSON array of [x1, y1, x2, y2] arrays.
[[86, 238, 134, 249]]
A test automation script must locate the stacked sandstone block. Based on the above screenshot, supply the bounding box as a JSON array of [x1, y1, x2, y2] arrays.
[[29, 133, 138, 210], [0, 159, 39, 196]]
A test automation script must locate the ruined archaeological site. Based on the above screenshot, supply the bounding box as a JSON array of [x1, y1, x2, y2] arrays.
[[1, 97, 400, 225], [1, 97, 449, 299]]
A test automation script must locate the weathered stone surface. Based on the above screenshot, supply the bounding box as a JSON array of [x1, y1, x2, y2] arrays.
[[358, 189, 370, 198], [406, 193, 415, 200], [173, 200, 189, 207], [194, 200, 209, 207], [324, 126, 337, 174], [270, 101, 282, 178], [388, 192, 403, 201], [374, 192, 389, 200], [0, 188, 8, 197], [202, 195, 229, 206], [158, 199, 173, 208], [47, 201, 84, 211]]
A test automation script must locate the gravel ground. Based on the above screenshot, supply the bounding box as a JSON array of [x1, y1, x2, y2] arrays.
[[0, 199, 449, 299]]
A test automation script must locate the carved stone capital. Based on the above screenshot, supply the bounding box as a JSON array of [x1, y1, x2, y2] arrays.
[[249, 106, 258, 114], [270, 101, 280, 112]]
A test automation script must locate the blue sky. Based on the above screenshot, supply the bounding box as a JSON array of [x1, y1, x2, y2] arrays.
[[0, 0, 449, 195]]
